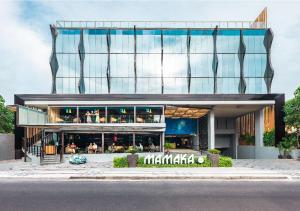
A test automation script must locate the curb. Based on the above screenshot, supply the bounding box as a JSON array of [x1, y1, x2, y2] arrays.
[[69, 175, 290, 180]]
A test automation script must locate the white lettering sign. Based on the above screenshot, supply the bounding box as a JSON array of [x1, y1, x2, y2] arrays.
[[144, 154, 204, 165]]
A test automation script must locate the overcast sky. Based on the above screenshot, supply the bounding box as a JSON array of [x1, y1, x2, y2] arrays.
[[0, 0, 300, 104]]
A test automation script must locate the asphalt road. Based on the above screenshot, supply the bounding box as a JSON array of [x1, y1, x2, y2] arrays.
[[0, 181, 299, 211]]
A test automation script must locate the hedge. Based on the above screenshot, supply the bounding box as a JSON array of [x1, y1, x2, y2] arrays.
[[113, 156, 232, 168]]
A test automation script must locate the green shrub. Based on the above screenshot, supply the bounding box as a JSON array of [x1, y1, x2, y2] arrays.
[[219, 156, 233, 167], [137, 156, 212, 168], [164, 143, 173, 150], [126, 146, 138, 154], [208, 149, 221, 154], [113, 157, 128, 168], [240, 133, 255, 145], [263, 129, 275, 146], [113, 155, 233, 168]]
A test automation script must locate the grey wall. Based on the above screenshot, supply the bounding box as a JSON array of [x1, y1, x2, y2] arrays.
[[0, 134, 15, 161]]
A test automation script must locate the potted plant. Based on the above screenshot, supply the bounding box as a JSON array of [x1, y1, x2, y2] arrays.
[[278, 135, 297, 159], [164, 143, 173, 155], [207, 149, 221, 167], [44, 140, 56, 155], [126, 146, 138, 167]]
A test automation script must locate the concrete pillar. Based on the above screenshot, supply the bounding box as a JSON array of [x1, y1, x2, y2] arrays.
[[207, 110, 215, 149], [255, 109, 264, 148], [161, 132, 165, 152], [133, 133, 136, 146], [101, 133, 104, 153]]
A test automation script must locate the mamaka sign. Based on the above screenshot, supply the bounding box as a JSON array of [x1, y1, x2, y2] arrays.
[[144, 154, 204, 165]]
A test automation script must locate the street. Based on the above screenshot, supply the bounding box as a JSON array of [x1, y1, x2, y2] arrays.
[[0, 181, 299, 211]]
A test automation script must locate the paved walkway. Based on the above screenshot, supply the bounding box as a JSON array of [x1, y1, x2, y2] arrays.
[[0, 159, 300, 181]]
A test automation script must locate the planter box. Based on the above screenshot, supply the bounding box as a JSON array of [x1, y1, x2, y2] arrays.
[[207, 154, 219, 167], [127, 154, 138, 167], [44, 146, 56, 155]]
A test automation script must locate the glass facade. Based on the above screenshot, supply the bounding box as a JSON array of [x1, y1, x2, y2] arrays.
[[55, 28, 268, 94], [48, 106, 164, 124]]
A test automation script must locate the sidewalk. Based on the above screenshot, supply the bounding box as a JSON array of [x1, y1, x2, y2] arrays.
[[0, 159, 300, 181]]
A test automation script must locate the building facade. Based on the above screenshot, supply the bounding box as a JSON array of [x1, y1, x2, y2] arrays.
[[14, 10, 285, 162]]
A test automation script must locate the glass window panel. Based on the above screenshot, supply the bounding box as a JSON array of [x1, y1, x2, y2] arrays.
[[190, 30, 213, 53], [216, 30, 240, 53], [163, 29, 187, 54], [190, 54, 213, 77], [164, 54, 187, 77], [190, 78, 214, 94], [107, 107, 134, 123], [56, 78, 63, 93], [217, 54, 240, 77], [56, 53, 63, 77], [136, 30, 161, 53], [244, 54, 266, 77], [164, 77, 188, 94], [79, 107, 105, 123], [136, 54, 161, 77], [110, 78, 134, 94], [110, 30, 134, 53], [243, 30, 266, 53], [95, 78, 108, 94], [217, 78, 239, 94], [110, 54, 134, 77]]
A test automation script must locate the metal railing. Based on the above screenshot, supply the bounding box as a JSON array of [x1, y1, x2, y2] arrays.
[[56, 20, 267, 29]]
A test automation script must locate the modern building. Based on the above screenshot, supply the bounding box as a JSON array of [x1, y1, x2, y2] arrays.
[[14, 8, 285, 162]]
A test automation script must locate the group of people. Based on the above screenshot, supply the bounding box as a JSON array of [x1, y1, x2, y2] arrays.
[[88, 142, 98, 154], [84, 110, 104, 123], [65, 142, 77, 154]]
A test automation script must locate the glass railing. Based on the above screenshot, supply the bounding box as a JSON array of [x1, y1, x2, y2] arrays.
[[17, 106, 48, 126]]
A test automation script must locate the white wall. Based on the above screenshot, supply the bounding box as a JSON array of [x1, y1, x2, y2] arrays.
[[0, 134, 15, 161]]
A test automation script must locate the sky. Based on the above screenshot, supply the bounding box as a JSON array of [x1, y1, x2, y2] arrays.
[[0, 0, 300, 105]]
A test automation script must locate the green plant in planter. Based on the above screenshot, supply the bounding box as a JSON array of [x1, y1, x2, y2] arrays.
[[208, 149, 221, 154], [207, 149, 221, 167], [47, 140, 56, 146], [164, 143, 173, 154], [126, 146, 139, 167], [126, 146, 138, 154], [263, 129, 275, 146], [278, 135, 297, 159]]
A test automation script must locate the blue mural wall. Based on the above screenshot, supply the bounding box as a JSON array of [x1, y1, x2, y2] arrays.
[[165, 118, 197, 135]]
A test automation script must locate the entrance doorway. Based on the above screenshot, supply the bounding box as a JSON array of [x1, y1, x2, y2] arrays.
[[165, 135, 193, 149]]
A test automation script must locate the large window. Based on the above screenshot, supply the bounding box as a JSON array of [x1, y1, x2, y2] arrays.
[[136, 107, 163, 123], [107, 107, 134, 123], [48, 107, 77, 123], [55, 28, 268, 94]]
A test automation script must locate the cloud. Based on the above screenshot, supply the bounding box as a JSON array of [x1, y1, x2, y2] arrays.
[[0, 0, 300, 104], [0, 1, 51, 105]]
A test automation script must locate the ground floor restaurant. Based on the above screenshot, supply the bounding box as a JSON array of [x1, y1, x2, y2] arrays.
[[14, 94, 285, 160], [48, 132, 162, 154]]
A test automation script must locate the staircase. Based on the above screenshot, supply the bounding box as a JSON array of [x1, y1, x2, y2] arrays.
[[24, 131, 61, 165], [41, 154, 60, 165]]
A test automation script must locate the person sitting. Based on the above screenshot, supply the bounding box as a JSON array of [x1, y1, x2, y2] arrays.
[[92, 142, 98, 154], [87, 143, 93, 154], [150, 143, 156, 152], [70, 142, 77, 154], [65, 144, 73, 154]]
